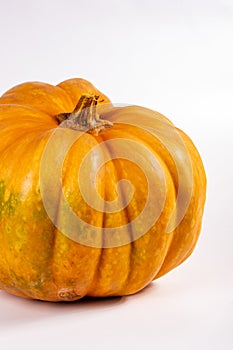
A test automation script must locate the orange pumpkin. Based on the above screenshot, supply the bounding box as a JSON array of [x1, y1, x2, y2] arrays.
[[0, 78, 206, 301]]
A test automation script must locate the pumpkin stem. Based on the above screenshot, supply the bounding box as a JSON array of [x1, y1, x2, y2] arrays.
[[56, 94, 113, 135]]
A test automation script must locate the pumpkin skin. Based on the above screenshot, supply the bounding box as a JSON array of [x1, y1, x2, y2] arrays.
[[0, 78, 206, 301]]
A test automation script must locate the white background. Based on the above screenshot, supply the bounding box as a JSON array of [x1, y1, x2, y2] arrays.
[[0, 0, 232, 349]]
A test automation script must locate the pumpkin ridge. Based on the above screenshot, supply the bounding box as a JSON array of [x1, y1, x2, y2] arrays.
[[0, 130, 48, 158], [49, 131, 105, 299], [141, 128, 179, 279], [111, 160, 133, 294], [104, 140, 133, 295], [87, 133, 132, 296], [0, 130, 59, 300], [0, 185, 35, 299], [116, 124, 189, 282], [0, 180, 12, 286], [0, 82, 74, 117], [103, 125, 177, 292], [48, 208, 61, 299], [0, 104, 58, 133], [84, 133, 105, 296], [155, 129, 206, 278], [57, 78, 111, 107], [0, 103, 54, 118], [150, 154, 178, 280]]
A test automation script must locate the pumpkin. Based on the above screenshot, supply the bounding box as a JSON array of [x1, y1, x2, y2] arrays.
[[0, 78, 206, 302]]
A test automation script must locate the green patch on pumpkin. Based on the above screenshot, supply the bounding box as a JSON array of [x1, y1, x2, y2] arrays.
[[0, 180, 19, 219]]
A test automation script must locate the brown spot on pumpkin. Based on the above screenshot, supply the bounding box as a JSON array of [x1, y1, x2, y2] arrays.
[[58, 289, 82, 301]]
